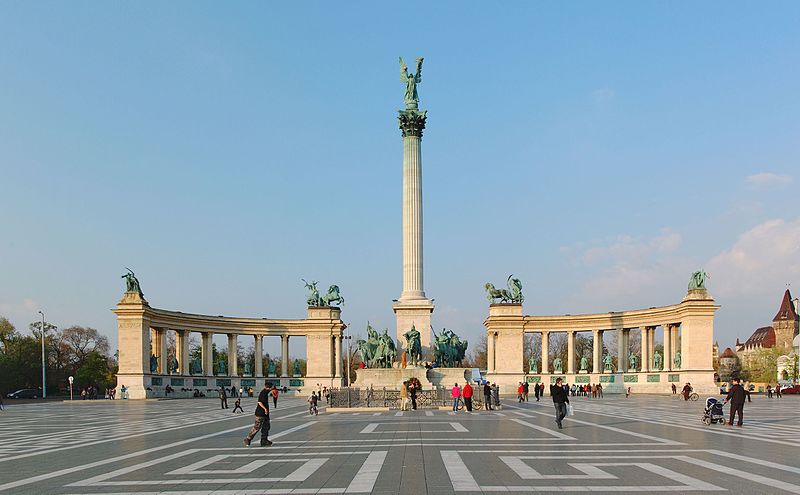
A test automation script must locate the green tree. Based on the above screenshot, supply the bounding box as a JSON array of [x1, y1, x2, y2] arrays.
[[743, 347, 784, 383], [75, 351, 112, 389]]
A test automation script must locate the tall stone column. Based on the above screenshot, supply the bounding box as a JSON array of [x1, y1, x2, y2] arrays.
[[663, 324, 672, 371], [567, 331, 575, 374], [648, 327, 655, 369], [541, 331, 549, 374], [202, 332, 213, 377], [254, 335, 263, 377], [393, 106, 434, 353], [617, 328, 626, 373], [177, 330, 190, 375], [592, 330, 601, 374], [281, 335, 289, 378]]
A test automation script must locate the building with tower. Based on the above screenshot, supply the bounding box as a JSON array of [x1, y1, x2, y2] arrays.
[[735, 289, 799, 371]]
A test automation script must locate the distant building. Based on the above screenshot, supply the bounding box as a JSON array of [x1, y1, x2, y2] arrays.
[[718, 347, 740, 382], [736, 289, 799, 370]]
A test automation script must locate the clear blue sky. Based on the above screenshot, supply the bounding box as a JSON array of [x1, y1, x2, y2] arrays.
[[1, 2, 799, 357]]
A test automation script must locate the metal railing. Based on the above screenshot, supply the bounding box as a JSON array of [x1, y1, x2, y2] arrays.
[[328, 387, 451, 409]]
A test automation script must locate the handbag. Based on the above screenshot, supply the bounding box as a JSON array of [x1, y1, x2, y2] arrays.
[[567, 404, 574, 416]]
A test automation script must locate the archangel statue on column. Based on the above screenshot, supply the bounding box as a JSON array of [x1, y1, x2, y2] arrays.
[[400, 56, 423, 110]]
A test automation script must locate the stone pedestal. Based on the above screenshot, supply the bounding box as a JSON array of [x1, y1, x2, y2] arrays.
[[393, 300, 434, 356]]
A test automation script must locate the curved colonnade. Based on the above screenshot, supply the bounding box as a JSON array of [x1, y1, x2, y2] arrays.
[[485, 288, 719, 393], [114, 291, 345, 399]]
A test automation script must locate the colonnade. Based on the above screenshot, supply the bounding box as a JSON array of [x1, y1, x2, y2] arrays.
[[114, 291, 346, 399], [488, 325, 681, 375], [150, 327, 308, 379], [484, 288, 719, 393]]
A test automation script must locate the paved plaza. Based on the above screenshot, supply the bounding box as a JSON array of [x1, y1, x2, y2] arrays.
[[0, 395, 798, 494]]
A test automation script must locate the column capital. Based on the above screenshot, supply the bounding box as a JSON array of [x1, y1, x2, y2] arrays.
[[398, 109, 427, 137]]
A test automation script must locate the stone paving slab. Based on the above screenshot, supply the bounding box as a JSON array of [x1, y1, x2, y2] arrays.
[[0, 395, 797, 494]]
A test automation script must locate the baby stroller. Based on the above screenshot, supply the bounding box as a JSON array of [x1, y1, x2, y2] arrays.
[[702, 397, 725, 425]]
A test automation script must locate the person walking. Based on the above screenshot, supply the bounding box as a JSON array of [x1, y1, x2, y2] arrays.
[[724, 378, 746, 427], [671, 383, 677, 395], [400, 381, 409, 411], [776, 384, 782, 399], [308, 391, 319, 415], [550, 377, 570, 429], [219, 386, 229, 409], [232, 398, 244, 414], [270, 385, 279, 408], [244, 383, 272, 447], [597, 383, 603, 398], [625, 386, 631, 398], [766, 384, 773, 398], [682, 383, 692, 401], [451, 383, 462, 412], [463, 382, 474, 412], [523, 381, 529, 402], [410, 381, 418, 410], [517, 383, 524, 403], [483, 382, 493, 411]]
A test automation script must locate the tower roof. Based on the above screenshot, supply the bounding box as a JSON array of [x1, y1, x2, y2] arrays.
[[720, 347, 736, 359], [773, 289, 798, 322], [742, 326, 776, 348]]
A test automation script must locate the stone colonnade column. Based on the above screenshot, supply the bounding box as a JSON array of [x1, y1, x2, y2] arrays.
[[155, 328, 168, 374], [672, 326, 681, 368], [177, 330, 190, 375], [640, 327, 650, 372], [281, 335, 289, 377], [663, 324, 672, 371], [567, 331, 575, 374], [617, 328, 626, 373], [227, 334, 238, 376], [254, 335, 263, 377], [592, 330, 601, 373], [541, 331, 549, 374], [202, 332, 213, 376], [647, 327, 655, 370]]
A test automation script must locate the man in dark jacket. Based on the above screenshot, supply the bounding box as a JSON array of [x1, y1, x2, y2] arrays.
[[244, 383, 272, 447], [483, 382, 493, 411], [549, 377, 570, 429], [724, 377, 746, 427]]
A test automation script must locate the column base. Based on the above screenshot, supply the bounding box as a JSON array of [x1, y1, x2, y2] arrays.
[[393, 299, 435, 357]]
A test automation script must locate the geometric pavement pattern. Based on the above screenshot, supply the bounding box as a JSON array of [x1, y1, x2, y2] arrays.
[[0, 394, 798, 494]]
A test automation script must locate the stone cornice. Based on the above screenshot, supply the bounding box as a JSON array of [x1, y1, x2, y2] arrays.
[[112, 303, 345, 336], [485, 296, 719, 332]]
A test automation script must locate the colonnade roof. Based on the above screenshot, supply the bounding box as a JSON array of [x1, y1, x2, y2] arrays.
[[113, 295, 345, 335], [485, 292, 719, 332]]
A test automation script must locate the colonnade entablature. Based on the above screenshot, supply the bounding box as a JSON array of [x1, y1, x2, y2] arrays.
[[484, 288, 719, 394], [114, 291, 346, 399]]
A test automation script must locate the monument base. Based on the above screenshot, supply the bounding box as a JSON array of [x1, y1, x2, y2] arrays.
[[353, 367, 479, 390], [486, 370, 717, 395], [393, 300, 434, 358]]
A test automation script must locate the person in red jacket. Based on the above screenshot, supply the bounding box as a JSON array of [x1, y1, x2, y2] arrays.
[[517, 383, 524, 403], [462, 382, 474, 411]]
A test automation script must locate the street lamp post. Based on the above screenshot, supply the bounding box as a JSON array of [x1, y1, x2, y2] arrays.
[[38, 310, 46, 400], [343, 335, 353, 387]]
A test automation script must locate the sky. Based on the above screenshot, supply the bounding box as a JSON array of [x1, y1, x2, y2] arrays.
[[1, 2, 799, 358]]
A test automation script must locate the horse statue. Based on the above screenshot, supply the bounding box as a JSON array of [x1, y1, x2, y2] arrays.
[[371, 329, 397, 368], [404, 325, 422, 366], [302, 279, 321, 306], [485, 275, 524, 304], [320, 285, 344, 307], [432, 327, 468, 367]]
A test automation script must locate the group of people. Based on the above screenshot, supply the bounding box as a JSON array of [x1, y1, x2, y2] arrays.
[[79, 385, 111, 400], [766, 384, 784, 398], [220, 384, 279, 410], [399, 380, 421, 410], [516, 382, 603, 402]]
